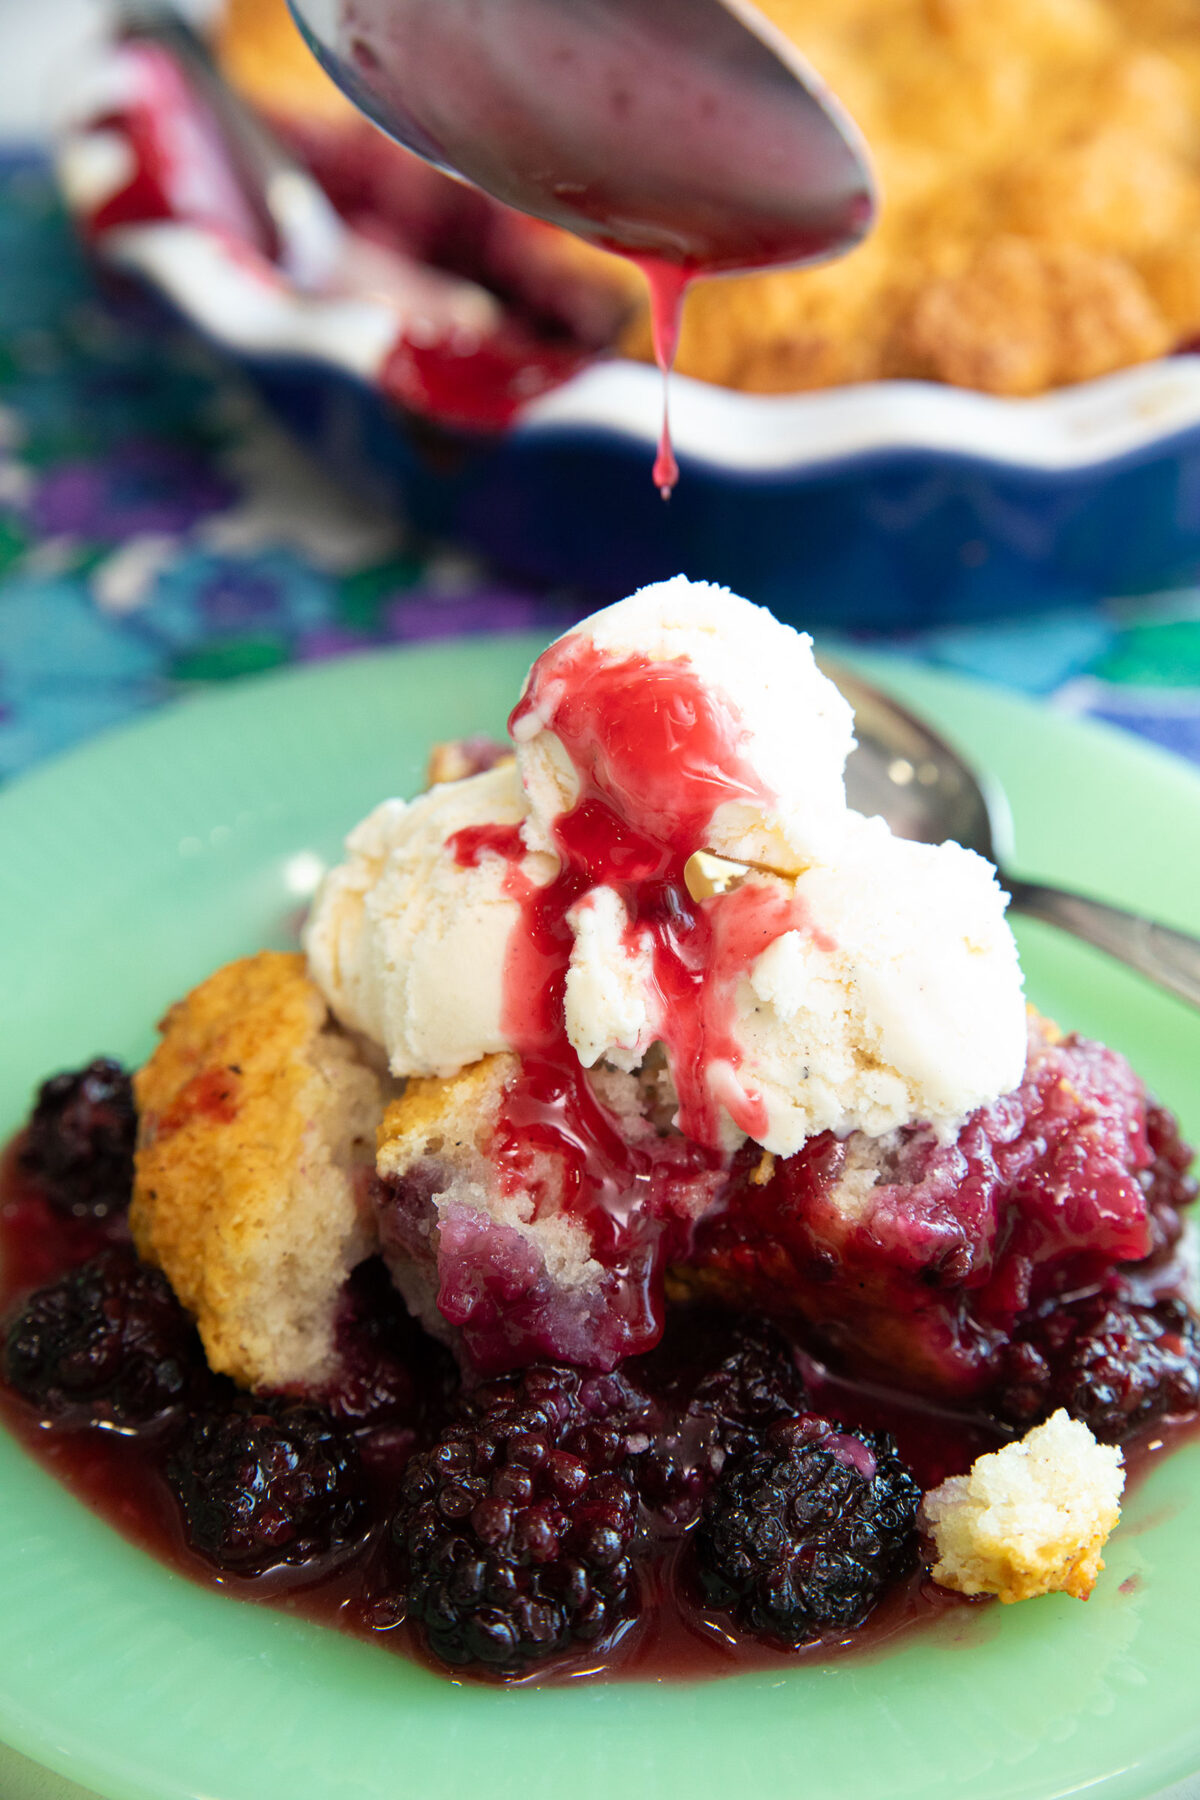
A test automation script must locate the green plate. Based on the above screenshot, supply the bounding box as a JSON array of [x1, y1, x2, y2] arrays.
[[1, 639, 1198, 1800]]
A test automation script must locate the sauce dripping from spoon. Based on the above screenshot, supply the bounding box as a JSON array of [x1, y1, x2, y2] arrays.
[[298, 0, 874, 490], [628, 257, 692, 497]]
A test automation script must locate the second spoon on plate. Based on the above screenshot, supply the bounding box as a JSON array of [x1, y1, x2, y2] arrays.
[[828, 662, 1200, 1013]]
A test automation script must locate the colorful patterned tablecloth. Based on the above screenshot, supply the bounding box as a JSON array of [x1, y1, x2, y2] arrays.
[[3, 150, 1200, 784]]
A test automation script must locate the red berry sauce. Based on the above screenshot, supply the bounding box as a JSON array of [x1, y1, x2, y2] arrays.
[[694, 1025, 1174, 1399], [505, 634, 798, 1149], [427, 635, 834, 1373]]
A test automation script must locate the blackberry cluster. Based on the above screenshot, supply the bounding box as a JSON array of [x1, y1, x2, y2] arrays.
[[2, 1247, 202, 1425], [21, 1059, 137, 1219], [997, 1291, 1200, 1442], [694, 1414, 921, 1643], [394, 1365, 643, 1671], [169, 1402, 367, 1573]]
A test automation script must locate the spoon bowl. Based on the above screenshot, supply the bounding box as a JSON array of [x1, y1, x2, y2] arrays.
[[827, 660, 1200, 1012], [286, 0, 874, 272]]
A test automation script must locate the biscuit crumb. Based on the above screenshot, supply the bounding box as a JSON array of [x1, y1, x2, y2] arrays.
[[425, 738, 513, 788], [924, 1410, 1124, 1603]]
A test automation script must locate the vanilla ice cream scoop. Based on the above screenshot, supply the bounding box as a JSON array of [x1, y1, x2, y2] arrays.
[[554, 824, 1024, 1156], [307, 577, 1027, 1153], [304, 762, 553, 1078], [733, 819, 1026, 1151]]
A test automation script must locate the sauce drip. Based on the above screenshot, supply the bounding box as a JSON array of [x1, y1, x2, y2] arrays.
[[628, 257, 693, 497], [333, 0, 874, 487], [506, 635, 796, 1148], [441, 635, 812, 1359]]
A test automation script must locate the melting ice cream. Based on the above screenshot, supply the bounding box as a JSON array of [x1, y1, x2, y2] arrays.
[[305, 577, 1026, 1154]]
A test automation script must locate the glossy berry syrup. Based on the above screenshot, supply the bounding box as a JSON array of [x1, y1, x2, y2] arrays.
[[633, 257, 691, 496], [505, 635, 796, 1150], [431, 637, 821, 1371]]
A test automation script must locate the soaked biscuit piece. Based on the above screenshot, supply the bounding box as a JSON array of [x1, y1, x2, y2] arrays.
[[373, 1052, 723, 1372], [373, 1055, 609, 1364], [133, 951, 389, 1393]]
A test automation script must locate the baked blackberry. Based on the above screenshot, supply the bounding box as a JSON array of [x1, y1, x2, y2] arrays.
[[691, 1320, 809, 1448], [21, 1058, 136, 1219], [394, 1365, 643, 1671], [328, 1256, 459, 1429], [1, 1246, 202, 1425], [1138, 1103, 1199, 1266], [694, 1415, 922, 1643], [638, 1320, 809, 1527], [997, 1292, 1200, 1442], [169, 1402, 367, 1573]]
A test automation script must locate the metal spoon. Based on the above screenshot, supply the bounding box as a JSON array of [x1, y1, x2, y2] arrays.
[[826, 661, 1200, 1012], [285, 0, 875, 272]]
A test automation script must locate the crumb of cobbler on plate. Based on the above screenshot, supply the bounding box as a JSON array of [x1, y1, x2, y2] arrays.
[[923, 1411, 1125, 1604]]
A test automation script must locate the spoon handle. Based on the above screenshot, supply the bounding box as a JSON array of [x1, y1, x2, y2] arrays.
[[1005, 878, 1200, 1011]]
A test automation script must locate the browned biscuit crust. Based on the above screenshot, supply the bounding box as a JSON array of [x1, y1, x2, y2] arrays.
[[377, 1054, 510, 1176], [133, 951, 388, 1393], [220, 0, 1200, 397], [620, 0, 1200, 395]]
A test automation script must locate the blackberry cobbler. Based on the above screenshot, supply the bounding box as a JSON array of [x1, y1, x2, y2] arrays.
[[2, 581, 1196, 1681]]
